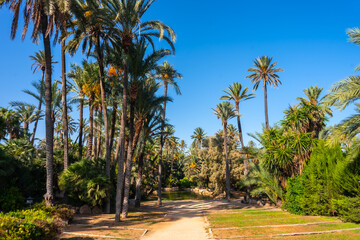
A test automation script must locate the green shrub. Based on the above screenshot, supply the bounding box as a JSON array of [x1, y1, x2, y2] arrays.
[[0, 204, 73, 240], [333, 197, 360, 223], [59, 159, 111, 207], [166, 176, 179, 187], [284, 176, 304, 214], [179, 177, 193, 188], [285, 141, 345, 216], [0, 215, 41, 240]]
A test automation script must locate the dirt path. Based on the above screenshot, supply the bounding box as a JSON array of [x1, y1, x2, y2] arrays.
[[142, 200, 231, 240]]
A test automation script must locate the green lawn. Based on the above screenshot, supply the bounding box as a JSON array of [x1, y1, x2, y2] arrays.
[[207, 208, 360, 239]]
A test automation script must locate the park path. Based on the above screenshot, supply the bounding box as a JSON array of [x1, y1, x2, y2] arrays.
[[142, 200, 225, 240]]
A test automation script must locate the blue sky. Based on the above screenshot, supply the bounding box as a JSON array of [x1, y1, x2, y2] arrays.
[[0, 0, 359, 147]]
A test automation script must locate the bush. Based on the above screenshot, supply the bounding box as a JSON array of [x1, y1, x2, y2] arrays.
[[59, 159, 111, 207], [285, 141, 345, 216], [0, 204, 73, 240], [333, 197, 360, 223], [284, 176, 304, 214], [179, 177, 193, 188], [166, 176, 179, 187]]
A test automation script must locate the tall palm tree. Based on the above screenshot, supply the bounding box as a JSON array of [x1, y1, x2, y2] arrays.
[[220, 82, 254, 148], [121, 41, 170, 218], [156, 61, 182, 206], [213, 102, 236, 201], [134, 79, 165, 208], [191, 127, 207, 150], [68, 62, 87, 159], [29, 51, 57, 145], [246, 56, 283, 129], [1, 0, 70, 206], [65, 1, 116, 205], [100, 0, 176, 220]]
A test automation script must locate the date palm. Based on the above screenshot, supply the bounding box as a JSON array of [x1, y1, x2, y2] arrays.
[[10, 104, 37, 137], [29, 51, 57, 145], [246, 56, 283, 129], [65, 0, 116, 205], [213, 102, 236, 201], [191, 127, 207, 150], [68, 62, 88, 160], [1, 0, 70, 205], [296, 85, 332, 138], [156, 60, 182, 206], [121, 40, 170, 218], [103, 0, 177, 219]]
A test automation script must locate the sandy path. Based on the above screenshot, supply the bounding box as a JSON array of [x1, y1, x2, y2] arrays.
[[142, 200, 223, 240]]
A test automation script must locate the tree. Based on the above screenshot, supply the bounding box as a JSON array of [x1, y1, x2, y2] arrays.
[[120, 39, 170, 218], [68, 62, 87, 160], [213, 102, 236, 200], [29, 51, 57, 145], [1, 0, 70, 206], [65, 0, 116, 213], [10, 103, 37, 137], [295, 85, 332, 138], [191, 127, 207, 150], [246, 56, 283, 129], [220, 82, 254, 182], [156, 61, 182, 206]]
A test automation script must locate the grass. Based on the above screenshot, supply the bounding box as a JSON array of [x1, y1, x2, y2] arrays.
[[207, 208, 360, 239]]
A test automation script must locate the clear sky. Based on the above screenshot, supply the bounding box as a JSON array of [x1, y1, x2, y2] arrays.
[[0, 0, 359, 148]]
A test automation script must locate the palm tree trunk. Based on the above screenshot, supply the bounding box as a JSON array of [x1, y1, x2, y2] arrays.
[[135, 142, 146, 208], [264, 83, 269, 129], [24, 122, 29, 134], [31, 70, 44, 145], [42, 13, 54, 206], [114, 127, 121, 165], [157, 83, 168, 206], [61, 41, 69, 169], [78, 99, 84, 159], [236, 103, 249, 181], [93, 109, 98, 159], [122, 96, 136, 218], [86, 99, 94, 159], [109, 103, 117, 159], [223, 122, 230, 201], [115, 59, 129, 222], [96, 42, 111, 214], [96, 134, 101, 159]]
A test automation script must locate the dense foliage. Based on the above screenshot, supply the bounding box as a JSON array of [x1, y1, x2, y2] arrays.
[[59, 159, 111, 207], [0, 203, 74, 240]]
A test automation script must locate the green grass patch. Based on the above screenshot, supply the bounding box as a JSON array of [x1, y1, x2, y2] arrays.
[[208, 208, 360, 238]]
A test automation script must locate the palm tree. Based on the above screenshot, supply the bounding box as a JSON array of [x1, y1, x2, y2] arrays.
[[191, 127, 207, 150], [10, 104, 37, 138], [156, 61, 182, 206], [29, 51, 57, 145], [68, 62, 87, 159], [220, 82, 254, 148], [99, 0, 176, 219], [0, 0, 71, 205], [326, 75, 360, 141], [246, 56, 283, 129], [134, 79, 165, 208], [65, 1, 116, 203], [296, 85, 332, 138], [121, 41, 170, 218], [213, 102, 236, 200]]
